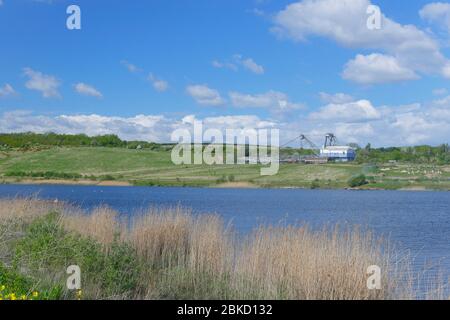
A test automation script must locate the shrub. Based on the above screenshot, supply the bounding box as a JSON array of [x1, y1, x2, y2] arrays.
[[98, 175, 116, 181], [0, 262, 63, 300], [13, 213, 142, 299], [5, 171, 83, 180], [310, 179, 320, 189], [348, 174, 369, 188], [216, 175, 227, 184]]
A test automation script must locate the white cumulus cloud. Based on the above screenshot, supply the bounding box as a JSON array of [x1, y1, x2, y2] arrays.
[[240, 58, 265, 75], [148, 74, 169, 92], [0, 84, 16, 97], [1, 97, 449, 147], [309, 100, 381, 122], [433, 88, 448, 96], [0, 111, 277, 144], [121, 60, 142, 73], [233, 54, 265, 74], [229, 90, 304, 118], [319, 92, 355, 104], [23, 68, 61, 98], [213, 55, 265, 74], [74, 83, 103, 98], [273, 0, 450, 83], [420, 2, 450, 32], [186, 84, 225, 106], [211, 60, 238, 71], [342, 54, 419, 85]]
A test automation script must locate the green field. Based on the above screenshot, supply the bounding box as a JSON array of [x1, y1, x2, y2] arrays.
[[0, 146, 449, 190]]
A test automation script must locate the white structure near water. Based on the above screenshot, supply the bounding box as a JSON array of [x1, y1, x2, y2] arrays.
[[320, 146, 356, 162]]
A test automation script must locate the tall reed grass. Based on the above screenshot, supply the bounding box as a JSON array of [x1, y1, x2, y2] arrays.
[[0, 198, 447, 300]]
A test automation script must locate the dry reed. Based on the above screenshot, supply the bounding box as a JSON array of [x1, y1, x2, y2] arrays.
[[0, 198, 447, 300], [0, 197, 62, 222]]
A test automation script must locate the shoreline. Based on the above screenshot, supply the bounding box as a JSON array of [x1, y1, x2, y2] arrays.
[[1, 179, 132, 187], [0, 178, 448, 192]]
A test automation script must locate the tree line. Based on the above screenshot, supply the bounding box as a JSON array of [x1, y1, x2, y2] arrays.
[[0, 132, 166, 150], [355, 143, 450, 165]]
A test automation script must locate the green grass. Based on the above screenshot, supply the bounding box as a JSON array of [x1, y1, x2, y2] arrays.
[[7, 213, 144, 299], [0, 147, 449, 190], [0, 263, 63, 300], [1, 199, 448, 300]]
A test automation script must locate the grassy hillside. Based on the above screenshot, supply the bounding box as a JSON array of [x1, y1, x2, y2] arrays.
[[0, 146, 449, 190]]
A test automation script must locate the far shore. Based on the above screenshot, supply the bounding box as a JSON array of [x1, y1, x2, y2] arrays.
[[0, 179, 133, 187], [0, 178, 447, 192], [1, 144, 448, 193]]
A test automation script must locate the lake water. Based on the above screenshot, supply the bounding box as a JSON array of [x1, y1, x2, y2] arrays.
[[1, 184, 449, 278]]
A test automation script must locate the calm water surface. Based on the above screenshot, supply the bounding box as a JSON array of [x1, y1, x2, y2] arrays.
[[1, 184, 449, 276]]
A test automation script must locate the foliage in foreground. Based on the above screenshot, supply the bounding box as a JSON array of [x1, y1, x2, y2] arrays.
[[0, 263, 61, 300], [9, 213, 143, 299], [0, 198, 447, 300]]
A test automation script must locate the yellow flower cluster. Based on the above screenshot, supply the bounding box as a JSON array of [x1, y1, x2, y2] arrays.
[[0, 285, 39, 301], [76, 289, 82, 300]]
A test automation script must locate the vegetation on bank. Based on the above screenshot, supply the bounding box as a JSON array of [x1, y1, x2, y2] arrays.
[[348, 174, 369, 188], [0, 198, 447, 300], [1, 132, 449, 164], [0, 132, 170, 151], [0, 147, 448, 190], [0, 132, 449, 190], [355, 143, 450, 165], [4, 171, 119, 182]]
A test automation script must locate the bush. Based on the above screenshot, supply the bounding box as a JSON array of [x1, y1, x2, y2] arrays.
[[0, 132, 165, 150], [0, 262, 63, 300], [348, 174, 369, 188], [5, 171, 83, 180], [216, 175, 227, 184], [13, 213, 143, 299], [98, 175, 116, 181], [310, 179, 320, 189]]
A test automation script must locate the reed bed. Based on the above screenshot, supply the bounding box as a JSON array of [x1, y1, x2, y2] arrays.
[[0, 198, 447, 300], [0, 197, 63, 222]]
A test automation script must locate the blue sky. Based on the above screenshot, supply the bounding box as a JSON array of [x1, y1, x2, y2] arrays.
[[1, 0, 450, 146]]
